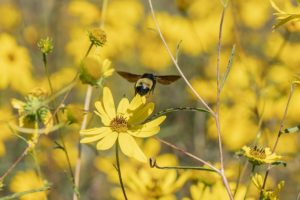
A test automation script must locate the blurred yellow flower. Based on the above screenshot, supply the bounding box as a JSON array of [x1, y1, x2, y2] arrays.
[[0, 107, 14, 157], [183, 180, 249, 200], [207, 105, 258, 151], [9, 170, 47, 200], [80, 87, 166, 162], [80, 55, 114, 86], [0, 33, 34, 93], [68, 0, 100, 25], [113, 164, 189, 200], [241, 146, 282, 166], [252, 173, 284, 200], [0, 3, 21, 30], [98, 149, 189, 200]]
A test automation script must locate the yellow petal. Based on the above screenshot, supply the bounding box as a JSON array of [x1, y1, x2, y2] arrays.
[[96, 132, 118, 150], [11, 98, 25, 110], [117, 98, 129, 115], [128, 102, 154, 125], [103, 87, 116, 119], [118, 133, 147, 162], [128, 94, 146, 111], [80, 127, 110, 135], [128, 126, 160, 138], [141, 115, 166, 129], [95, 101, 111, 126], [80, 130, 110, 143], [128, 116, 166, 138]]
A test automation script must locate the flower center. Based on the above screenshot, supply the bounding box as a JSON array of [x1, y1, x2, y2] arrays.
[[250, 146, 266, 159], [7, 52, 16, 62], [110, 115, 128, 133]]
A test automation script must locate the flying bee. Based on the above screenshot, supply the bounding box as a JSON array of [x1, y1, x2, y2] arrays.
[[116, 71, 181, 96]]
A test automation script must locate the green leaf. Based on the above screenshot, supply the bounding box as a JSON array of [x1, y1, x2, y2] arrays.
[[271, 161, 287, 167], [281, 125, 300, 134], [220, 44, 236, 90]]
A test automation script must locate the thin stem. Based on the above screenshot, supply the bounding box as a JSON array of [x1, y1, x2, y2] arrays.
[[149, 106, 209, 121], [115, 142, 128, 200], [42, 53, 54, 94], [150, 158, 218, 173], [41, 51, 75, 185], [0, 146, 30, 182], [73, 85, 93, 200], [260, 84, 295, 199], [147, 0, 214, 115], [244, 164, 256, 200], [0, 184, 51, 200], [214, 6, 234, 200], [84, 43, 94, 58], [155, 137, 220, 173]]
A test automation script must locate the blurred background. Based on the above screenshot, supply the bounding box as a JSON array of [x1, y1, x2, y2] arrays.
[[0, 0, 300, 199]]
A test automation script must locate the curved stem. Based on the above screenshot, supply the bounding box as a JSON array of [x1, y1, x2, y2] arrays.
[[147, 0, 214, 115], [260, 83, 295, 199], [155, 137, 220, 173], [149, 106, 209, 121], [41, 52, 75, 185], [115, 142, 128, 200]]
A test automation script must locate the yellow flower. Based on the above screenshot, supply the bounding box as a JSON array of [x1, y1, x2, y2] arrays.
[[88, 28, 107, 47], [0, 3, 21, 30], [80, 87, 166, 162], [79, 55, 114, 86], [96, 142, 189, 200], [252, 173, 284, 200], [9, 170, 47, 200], [0, 107, 14, 157], [0, 33, 34, 93], [68, 0, 100, 25], [183, 180, 249, 200], [241, 146, 282, 166]]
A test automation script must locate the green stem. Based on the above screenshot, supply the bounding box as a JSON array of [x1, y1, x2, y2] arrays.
[[115, 142, 128, 200], [0, 184, 51, 200], [84, 43, 94, 58], [150, 159, 218, 173], [42, 53, 54, 94], [243, 164, 256, 200], [149, 107, 209, 121]]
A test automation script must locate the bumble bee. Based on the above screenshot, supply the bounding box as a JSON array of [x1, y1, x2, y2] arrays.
[[117, 71, 181, 96]]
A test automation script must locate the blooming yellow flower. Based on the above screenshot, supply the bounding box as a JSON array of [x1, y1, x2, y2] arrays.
[[9, 170, 47, 200], [241, 146, 282, 166], [80, 87, 166, 162], [252, 173, 284, 200], [0, 33, 34, 93]]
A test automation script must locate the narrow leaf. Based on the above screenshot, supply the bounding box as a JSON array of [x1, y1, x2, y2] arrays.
[[220, 44, 236, 90], [281, 125, 300, 134]]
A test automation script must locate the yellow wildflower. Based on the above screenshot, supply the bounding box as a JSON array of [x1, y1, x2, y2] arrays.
[[252, 173, 284, 200], [241, 146, 282, 166], [79, 55, 114, 86], [80, 87, 166, 162], [9, 170, 47, 200], [0, 33, 34, 93], [183, 180, 249, 200], [0, 3, 21, 30]]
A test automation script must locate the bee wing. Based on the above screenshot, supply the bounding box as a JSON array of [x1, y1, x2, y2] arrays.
[[116, 71, 141, 83], [156, 75, 181, 85]]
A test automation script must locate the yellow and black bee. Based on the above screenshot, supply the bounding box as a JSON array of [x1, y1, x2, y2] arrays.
[[117, 71, 181, 96]]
